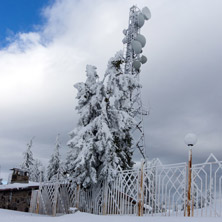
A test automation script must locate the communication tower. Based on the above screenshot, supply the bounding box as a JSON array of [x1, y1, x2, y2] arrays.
[[122, 6, 151, 159]]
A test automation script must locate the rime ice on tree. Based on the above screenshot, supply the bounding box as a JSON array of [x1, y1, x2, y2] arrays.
[[66, 65, 102, 187], [66, 60, 137, 187], [31, 159, 44, 182], [20, 138, 35, 177], [105, 51, 137, 170], [47, 134, 63, 181], [66, 6, 151, 188], [20, 138, 44, 182]]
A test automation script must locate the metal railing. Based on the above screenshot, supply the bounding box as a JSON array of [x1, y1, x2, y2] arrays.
[[30, 153, 222, 217]]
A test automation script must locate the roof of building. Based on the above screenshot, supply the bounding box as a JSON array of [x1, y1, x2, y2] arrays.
[[10, 168, 28, 172], [0, 182, 39, 191]]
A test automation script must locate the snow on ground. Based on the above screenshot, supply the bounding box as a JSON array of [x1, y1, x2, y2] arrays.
[[0, 209, 221, 222]]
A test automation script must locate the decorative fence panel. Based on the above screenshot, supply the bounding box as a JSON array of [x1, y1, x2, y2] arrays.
[[191, 154, 222, 217], [30, 181, 78, 215], [30, 153, 222, 217], [105, 168, 140, 215], [143, 162, 187, 216]]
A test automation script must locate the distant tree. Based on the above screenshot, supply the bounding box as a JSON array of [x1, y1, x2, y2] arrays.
[[47, 134, 63, 181], [30, 159, 44, 182], [21, 138, 35, 176]]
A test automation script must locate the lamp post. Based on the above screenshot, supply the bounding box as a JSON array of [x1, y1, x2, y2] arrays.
[[184, 133, 197, 217]]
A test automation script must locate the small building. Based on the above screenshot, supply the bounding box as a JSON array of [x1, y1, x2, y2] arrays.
[[0, 168, 39, 212]]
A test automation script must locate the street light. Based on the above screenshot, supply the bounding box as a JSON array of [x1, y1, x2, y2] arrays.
[[184, 133, 197, 217]]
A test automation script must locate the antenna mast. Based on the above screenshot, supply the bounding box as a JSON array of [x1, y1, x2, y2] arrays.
[[122, 6, 151, 159]]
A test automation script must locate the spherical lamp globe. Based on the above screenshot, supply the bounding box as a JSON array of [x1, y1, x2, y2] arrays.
[[184, 133, 197, 147]]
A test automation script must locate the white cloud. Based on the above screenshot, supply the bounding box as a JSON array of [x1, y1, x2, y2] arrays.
[[0, 0, 222, 180]]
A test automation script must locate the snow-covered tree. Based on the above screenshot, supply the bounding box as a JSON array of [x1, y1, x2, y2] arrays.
[[47, 134, 64, 181], [66, 65, 102, 187], [20, 138, 46, 182], [104, 51, 138, 169], [21, 138, 35, 176], [30, 159, 44, 182], [105, 51, 140, 114], [94, 98, 123, 184], [67, 52, 139, 188], [67, 84, 126, 187]]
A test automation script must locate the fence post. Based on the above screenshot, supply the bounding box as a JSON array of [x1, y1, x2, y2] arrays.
[[138, 160, 144, 216], [52, 182, 59, 216], [75, 184, 80, 209], [35, 179, 43, 214], [187, 148, 192, 217], [102, 181, 108, 215], [184, 164, 187, 217]]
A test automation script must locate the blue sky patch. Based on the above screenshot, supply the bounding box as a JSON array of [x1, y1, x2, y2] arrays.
[[0, 0, 54, 47]]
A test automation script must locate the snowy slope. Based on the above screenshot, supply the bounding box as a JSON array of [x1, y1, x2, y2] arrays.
[[0, 209, 221, 222]]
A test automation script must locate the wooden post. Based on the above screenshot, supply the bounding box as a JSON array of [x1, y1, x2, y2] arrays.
[[29, 190, 37, 213], [35, 176, 43, 214], [52, 182, 59, 216], [187, 148, 192, 217], [192, 192, 194, 216], [75, 184, 80, 209], [35, 189, 40, 214], [183, 164, 187, 217], [138, 160, 144, 216]]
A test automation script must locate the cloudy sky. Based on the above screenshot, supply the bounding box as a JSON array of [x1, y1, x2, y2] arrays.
[[0, 0, 222, 180]]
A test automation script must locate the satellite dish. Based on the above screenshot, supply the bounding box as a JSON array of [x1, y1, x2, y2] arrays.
[[142, 7, 151, 20], [131, 40, 142, 54], [137, 13, 145, 28], [132, 60, 141, 70], [122, 29, 127, 35], [122, 37, 127, 44], [140, 55, 147, 64], [136, 34, 146, 47]]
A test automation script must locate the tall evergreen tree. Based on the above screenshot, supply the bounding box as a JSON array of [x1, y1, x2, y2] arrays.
[[66, 65, 101, 187], [67, 58, 137, 187], [92, 96, 123, 184], [105, 51, 138, 169]]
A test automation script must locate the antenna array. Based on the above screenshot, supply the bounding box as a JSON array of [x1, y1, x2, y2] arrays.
[[122, 5, 151, 159]]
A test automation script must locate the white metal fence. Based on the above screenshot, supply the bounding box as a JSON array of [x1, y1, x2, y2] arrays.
[[30, 153, 222, 217]]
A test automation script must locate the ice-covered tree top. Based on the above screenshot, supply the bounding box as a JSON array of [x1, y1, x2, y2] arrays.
[[21, 138, 35, 171]]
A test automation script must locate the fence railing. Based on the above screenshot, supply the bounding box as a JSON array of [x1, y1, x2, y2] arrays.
[[30, 153, 222, 217]]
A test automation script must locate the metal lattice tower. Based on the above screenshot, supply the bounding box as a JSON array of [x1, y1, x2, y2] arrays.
[[122, 6, 151, 159]]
